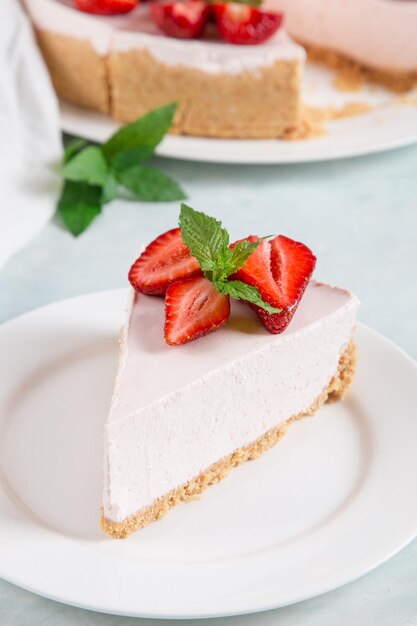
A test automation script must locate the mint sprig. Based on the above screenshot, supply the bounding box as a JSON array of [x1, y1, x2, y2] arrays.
[[58, 103, 186, 236], [179, 204, 281, 315]]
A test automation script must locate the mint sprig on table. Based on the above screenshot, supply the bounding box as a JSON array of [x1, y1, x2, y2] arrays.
[[58, 103, 186, 236], [179, 204, 281, 314]]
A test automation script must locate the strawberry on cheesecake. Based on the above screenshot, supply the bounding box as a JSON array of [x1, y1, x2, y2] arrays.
[[101, 205, 359, 538], [150, 1, 211, 40]]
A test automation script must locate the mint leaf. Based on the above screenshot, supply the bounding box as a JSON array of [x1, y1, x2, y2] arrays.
[[179, 203, 229, 272], [102, 103, 177, 165], [117, 165, 186, 202], [101, 172, 119, 204], [110, 146, 156, 172], [217, 280, 281, 314], [61, 146, 108, 187], [64, 138, 88, 164], [57, 180, 102, 237], [226, 239, 263, 276]]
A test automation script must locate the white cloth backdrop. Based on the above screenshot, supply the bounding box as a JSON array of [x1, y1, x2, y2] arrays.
[[0, 0, 62, 271]]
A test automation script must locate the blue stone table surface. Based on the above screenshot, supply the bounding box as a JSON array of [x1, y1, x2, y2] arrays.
[[1, 143, 417, 626]]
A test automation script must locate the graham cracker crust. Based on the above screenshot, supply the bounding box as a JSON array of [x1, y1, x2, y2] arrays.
[[35, 29, 110, 114], [304, 43, 417, 94], [101, 339, 357, 539], [109, 50, 303, 139]]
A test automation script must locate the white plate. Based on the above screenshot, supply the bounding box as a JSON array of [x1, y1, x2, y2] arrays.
[[61, 63, 417, 164], [1, 290, 417, 619]]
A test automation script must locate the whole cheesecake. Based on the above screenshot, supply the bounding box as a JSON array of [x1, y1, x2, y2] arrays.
[[23, 0, 305, 138], [24, 0, 417, 140]]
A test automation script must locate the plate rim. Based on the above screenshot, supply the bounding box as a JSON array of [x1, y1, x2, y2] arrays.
[[1, 289, 417, 619], [1, 525, 417, 621], [60, 101, 417, 165]]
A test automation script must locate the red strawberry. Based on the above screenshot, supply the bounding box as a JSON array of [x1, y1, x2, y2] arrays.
[[150, 1, 210, 39], [232, 236, 280, 303], [165, 276, 230, 345], [74, 0, 137, 15], [129, 228, 202, 295], [211, 3, 283, 45], [232, 235, 316, 333]]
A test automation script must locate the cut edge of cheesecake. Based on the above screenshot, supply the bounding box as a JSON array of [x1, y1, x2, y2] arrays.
[[101, 339, 357, 539]]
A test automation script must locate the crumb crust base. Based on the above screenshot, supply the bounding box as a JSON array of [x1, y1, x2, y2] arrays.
[[304, 42, 417, 93], [34, 28, 302, 139]]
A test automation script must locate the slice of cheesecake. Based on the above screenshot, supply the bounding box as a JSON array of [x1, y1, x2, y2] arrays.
[[101, 280, 359, 538]]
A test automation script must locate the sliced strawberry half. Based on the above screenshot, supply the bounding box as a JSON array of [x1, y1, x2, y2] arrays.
[[74, 0, 137, 15], [211, 3, 283, 45], [232, 235, 316, 333], [128, 228, 202, 295], [231, 235, 280, 302], [165, 276, 230, 345], [150, 1, 210, 39]]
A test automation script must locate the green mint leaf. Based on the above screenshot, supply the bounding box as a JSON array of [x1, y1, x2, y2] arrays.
[[117, 165, 186, 202], [101, 172, 119, 204], [102, 103, 177, 165], [57, 180, 102, 237], [179, 203, 229, 272], [61, 146, 108, 187], [109, 146, 156, 172], [226, 239, 263, 276], [218, 280, 282, 314], [64, 138, 88, 164], [224, 236, 273, 277]]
